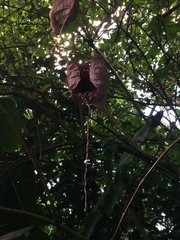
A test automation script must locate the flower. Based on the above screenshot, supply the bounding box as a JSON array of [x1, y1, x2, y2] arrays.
[[66, 55, 108, 110]]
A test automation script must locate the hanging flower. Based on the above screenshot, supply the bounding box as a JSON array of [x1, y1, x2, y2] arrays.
[[49, 0, 79, 35], [66, 55, 108, 110]]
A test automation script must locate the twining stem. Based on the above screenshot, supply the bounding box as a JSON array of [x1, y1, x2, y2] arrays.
[[84, 104, 91, 211], [111, 137, 180, 240], [0, 207, 86, 240]]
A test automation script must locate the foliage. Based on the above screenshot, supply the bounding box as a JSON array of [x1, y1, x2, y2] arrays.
[[0, 0, 180, 239]]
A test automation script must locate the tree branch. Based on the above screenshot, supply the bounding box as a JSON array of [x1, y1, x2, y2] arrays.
[[0, 207, 86, 240], [162, 2, 180, 18]]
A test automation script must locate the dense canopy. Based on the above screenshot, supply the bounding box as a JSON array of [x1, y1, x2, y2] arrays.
[[0, 0, 180, 239]]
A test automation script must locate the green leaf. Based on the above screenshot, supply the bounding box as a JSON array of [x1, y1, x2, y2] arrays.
[[134, 0, 145, 4], [0, 97, 22, 151]]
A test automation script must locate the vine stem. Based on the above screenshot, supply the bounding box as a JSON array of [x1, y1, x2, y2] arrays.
[[0, 104, 58, 225], [84, 104, 91, 211], [0, 207, 86, 240], [111, 137, 180, 240]]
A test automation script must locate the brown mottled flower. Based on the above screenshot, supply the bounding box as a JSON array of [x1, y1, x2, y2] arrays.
[[49, 0, 79, 35], [66, 55, 108, 110]]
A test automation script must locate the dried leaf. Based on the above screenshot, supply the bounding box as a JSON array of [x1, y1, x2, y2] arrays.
[[66, 55, 108, 110], [49, 0, 79, 35]]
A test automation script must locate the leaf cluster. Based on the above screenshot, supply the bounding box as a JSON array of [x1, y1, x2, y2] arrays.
[[0, 0, 180, 239]]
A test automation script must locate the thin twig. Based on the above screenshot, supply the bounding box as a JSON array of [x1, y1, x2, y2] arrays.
[[92, 48, 147, 124], [111, 138, 180, 240], [162, 2, 180, 18], [0, 104, 59, 225], [89, 154, 150, 240], [0, 207, 86, 240]]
